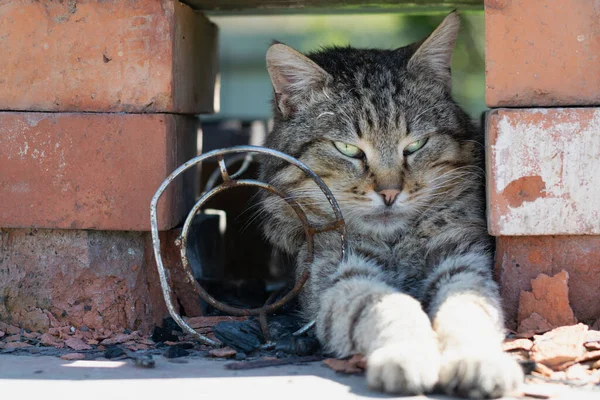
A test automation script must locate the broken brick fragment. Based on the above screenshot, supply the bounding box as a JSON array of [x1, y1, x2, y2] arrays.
[[518, 270, 577, 331], [40, 333, 64, 348], [60, 353, 86, 361], [4, 342, 32, 349], [503, 338, 533, 352], [209, 347, 237, 358], [65, 337, 92, 351], [323, 355, 366, 375], [532, 323, 588, 369], [518, 313, 554, 335]]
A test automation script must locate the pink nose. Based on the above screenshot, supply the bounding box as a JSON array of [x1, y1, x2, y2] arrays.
[[378, 189, 401, 206]]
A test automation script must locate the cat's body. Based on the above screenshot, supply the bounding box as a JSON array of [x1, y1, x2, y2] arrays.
[[259, 12, 523, 399]]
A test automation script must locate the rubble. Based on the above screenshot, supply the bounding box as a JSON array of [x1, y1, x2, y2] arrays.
[[209, 347, 237, 358], [323, 355, 367, 375], [65, 337, 93, 351], [531, 323, 588, 369]]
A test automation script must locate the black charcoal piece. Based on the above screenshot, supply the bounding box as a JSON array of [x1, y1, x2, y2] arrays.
[[164, 346, 190, 359], [213, 320, 264, 353], [104, 347, 125, 359]]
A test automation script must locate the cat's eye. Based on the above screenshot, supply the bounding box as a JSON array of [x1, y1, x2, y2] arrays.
[[403, 138, 429, 155], [333, 141, 364, 159]]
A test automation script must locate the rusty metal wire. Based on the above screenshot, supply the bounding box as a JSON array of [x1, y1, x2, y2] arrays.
[[150, 146, 347, 346]]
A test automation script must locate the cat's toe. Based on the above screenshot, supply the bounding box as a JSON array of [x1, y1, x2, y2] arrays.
[[438, 350, 523, 399], [367, 344, 440, 395]]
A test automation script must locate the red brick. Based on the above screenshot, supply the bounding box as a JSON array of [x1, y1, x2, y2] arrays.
[[495, 236, 600, 330], [486, 108, 600, 236], [0, 227, 204, 333], [0, 1, 218, 114], [0, 112, 197, 231], [0, 228, 155, 332], [485, 0, 600, 107]]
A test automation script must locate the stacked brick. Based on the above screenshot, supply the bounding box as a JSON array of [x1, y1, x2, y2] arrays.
[[485, 0, 600, 328], [0, 1, 218, 333]]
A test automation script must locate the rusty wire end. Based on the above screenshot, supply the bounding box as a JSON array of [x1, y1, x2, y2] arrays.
[[293, 320, 316, 337], [150, 146, 347, 347]]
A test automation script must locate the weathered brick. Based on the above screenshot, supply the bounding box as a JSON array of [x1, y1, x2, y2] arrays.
[[495, 236, 600, 330], [485, 0, 600, 107], [486, 108, 600, 236], [0, 112, 197, 231], [0, 0, 218, 114], [0, 228, 155, 332], [0, 227, 204, 332]]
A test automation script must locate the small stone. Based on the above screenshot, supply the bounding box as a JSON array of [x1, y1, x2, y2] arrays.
[[163, 346, 189, 359], [5, 342, 32, 349], [23, 331, 40, 340], [518, 312, 553, 335], [0, 322, 21, 335], [87, 339, 99, 346], [576, 350, 600, 364], [5, 334, 22, 342], [533, 362, 554, 377], [60, 353, 86, 361], [532, 323, 588, 369], [517, 270, 577, 330], [503, 338, 534, 352], [133, 355, 155, 369], [0, 330, 4, 338], [126, 343, 150, 351], [235, 352, 247, 361], [209, 347, 237, 358], [323, 355, 366, 375], [65, 337, 92, 351], [585, 342, 600, 351], [100, 333, 137, 345], [104, 347, 125, 359], [40, 333, 64, 348]]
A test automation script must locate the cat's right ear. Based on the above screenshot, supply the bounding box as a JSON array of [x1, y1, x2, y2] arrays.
[[266, 43, 330, 117]]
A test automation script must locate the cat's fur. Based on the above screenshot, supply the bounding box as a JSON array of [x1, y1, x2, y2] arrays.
[[258, 12, 523, 399]]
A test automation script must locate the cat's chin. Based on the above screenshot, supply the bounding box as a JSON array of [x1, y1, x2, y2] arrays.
[[351, 210, 410, 236]]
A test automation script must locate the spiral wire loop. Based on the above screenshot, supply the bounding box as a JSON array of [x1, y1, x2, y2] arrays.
[[150, 146, 347, 346]]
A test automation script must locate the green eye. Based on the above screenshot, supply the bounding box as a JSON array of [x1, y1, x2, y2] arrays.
[[333, 141, 364, 159], [403, 138, 429, 155]]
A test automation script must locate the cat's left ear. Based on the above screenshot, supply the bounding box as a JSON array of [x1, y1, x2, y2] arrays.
[[407, 11, 460, 90]]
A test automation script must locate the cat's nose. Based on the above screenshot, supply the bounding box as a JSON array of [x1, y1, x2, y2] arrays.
[[378, 189, 401, 206]]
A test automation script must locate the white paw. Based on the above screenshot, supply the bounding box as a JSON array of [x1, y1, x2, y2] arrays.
[[367, 344, 440, 395], [438, 350, 523, 399]]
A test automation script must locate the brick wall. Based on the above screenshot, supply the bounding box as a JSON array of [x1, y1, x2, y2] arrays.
[[485, 0, 600, 329], [0, 0, 218, 333]]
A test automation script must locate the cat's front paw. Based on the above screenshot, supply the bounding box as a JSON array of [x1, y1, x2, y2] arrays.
[[438, 350, 523, 399], [367, 343, 440, 395]]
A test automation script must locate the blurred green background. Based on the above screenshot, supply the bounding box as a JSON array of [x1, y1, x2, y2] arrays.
[[206, 12, 486, 122]]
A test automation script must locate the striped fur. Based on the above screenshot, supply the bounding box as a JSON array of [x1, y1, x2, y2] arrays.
[[259, 12, 522, 399]]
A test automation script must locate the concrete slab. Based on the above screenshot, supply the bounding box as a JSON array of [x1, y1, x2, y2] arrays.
[[0, 354, 597, 400]]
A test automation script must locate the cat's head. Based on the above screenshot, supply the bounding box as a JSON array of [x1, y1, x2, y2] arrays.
[[260, 12, 482, 238]]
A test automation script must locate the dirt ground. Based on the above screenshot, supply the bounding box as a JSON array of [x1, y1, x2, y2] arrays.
[[2, 353, 600, 400]]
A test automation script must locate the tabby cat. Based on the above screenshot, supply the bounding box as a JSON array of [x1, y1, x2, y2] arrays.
[[259, 12, 523, 399]]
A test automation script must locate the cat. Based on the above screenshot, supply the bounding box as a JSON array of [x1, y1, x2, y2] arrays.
[[258, 12, 523, 399]]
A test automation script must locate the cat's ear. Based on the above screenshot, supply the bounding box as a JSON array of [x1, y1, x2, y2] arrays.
[[407, 11, 460, 89], [266, 43, 330, 117]]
